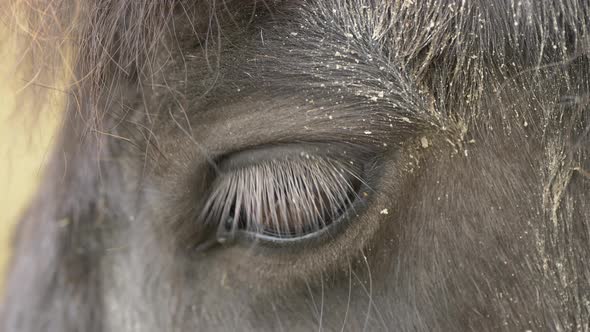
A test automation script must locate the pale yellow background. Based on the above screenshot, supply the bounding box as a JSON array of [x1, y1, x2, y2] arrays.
[[0, 28, 62, 286]]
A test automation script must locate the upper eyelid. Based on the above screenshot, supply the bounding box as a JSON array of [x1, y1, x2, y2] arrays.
[[183, 98, 413, 160], [217, 143, 368, 171]]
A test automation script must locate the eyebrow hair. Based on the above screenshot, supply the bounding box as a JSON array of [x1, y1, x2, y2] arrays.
[[9, 0, 587, 131]]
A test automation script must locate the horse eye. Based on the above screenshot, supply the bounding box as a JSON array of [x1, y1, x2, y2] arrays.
[[198, 145, 366, 247]]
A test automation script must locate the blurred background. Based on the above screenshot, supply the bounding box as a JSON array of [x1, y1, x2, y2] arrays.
[[0, 26, 62, 287]]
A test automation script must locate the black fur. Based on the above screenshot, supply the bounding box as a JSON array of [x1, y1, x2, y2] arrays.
[[1, 0, 590, 331]]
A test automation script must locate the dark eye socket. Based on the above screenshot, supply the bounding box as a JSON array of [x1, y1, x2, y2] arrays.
[[198, 144, 367, 246]]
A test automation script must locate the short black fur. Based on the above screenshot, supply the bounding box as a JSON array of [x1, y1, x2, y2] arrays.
[[1, 0, 590, 331]]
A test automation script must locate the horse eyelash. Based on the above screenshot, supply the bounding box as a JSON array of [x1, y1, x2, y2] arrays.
[[199, 155, 364, 241]]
